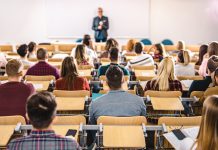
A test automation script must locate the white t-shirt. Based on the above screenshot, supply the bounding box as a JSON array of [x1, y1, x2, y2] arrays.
[[178, 137, 196, 150], [175, 63, 195, 76], [127, 54, 154, 68]]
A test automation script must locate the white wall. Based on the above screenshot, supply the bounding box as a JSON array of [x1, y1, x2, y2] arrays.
[[150, 0, 218, 44], [0, 0, 217, 45]]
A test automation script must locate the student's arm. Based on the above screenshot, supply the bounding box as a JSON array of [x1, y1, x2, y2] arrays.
[[140, 98, 146, 116], [54, 69, 60, 80], [83, 78, 90, 91]]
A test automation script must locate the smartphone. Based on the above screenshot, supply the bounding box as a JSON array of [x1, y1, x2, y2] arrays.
[[172, 129, 186, 140], [65, 129, 77, 137]]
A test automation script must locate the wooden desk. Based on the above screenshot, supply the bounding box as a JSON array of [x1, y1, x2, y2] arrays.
[[0, 125, 16, 147], [28, 81, 50, 91], [53, 125, 80, 141], [150, 97, 184, 111], [126, 56, 136, 61], [56, 97, 85, 111], [103, 125, 145, 148]]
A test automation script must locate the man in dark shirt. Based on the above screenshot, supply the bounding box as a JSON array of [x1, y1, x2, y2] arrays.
[[98, 47, 130, 76], [92, 7, 109, 42], [0, 59, 35, 118], [189, 55, 218, 95], [25, 48, 60, 79]]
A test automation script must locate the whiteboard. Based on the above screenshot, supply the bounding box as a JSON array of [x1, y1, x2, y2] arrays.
[[45, 0, 150, 38]]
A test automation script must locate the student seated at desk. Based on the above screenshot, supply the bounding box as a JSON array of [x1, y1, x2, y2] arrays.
[[99, 38, 119, 58], [17, 44, 34, 66], [199, 42, 218, 77], [7, 91, 80, 150], [89, 65, 146, 124], [55, 56, 90, 91], [189, 55, 218, 95], [27, 41, 37, 59], [147, 43, 167, 62], [175, 50, 195, 76], [25, 48, 60, 80], [121, 39, 138, 56], [195, 44, 208, 66], [126, 42, 154, 69], [144, 56, 182, 92], [0, 59, 35, 118], [178, 95, 218, 150], [98, 47, 130, 76], [75, 44, 91, 66]]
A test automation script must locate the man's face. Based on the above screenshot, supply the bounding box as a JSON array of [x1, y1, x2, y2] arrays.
[[98, 8, 103, 17]]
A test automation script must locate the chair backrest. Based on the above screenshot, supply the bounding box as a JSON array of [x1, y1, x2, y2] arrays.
[[97, 116, 147, 125], [158, 116, 202, 126], [58, 44, 76, 52], [136, 76, 155, 81], [99, 75, 129, 81], [0, 45, 13, 52], [161, 39, 174, 45], [132, 65, 155, 70], [53, 90, 90, 97], [54, 115, 86, 125], [204, 86, 218, 97], [177, 76, 203, 81], [144, 90, 182, 97], [25, 75, 55, 81], [37, 45, 55, 52], [48, 58, 63, 62], [140, 39, 152, 45], [190, 91, 204, 99], [78, 65, 93, 70], [165, 45, 177, 52], [0, 115, 26, 125], [186, 45, 200, 52]]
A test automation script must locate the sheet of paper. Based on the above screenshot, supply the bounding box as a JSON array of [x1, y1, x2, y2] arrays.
[[181, 80, 193, 88], [33, 84, 43, 90], [163, 127, 199, 149]]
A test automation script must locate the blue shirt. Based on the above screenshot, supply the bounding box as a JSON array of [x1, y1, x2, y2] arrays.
[[89, 90, 146, 124]]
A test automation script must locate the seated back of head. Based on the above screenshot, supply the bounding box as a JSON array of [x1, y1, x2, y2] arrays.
[[37, 48, 48, 61], [105, 38, 118, 51], [28, 42, 36, 53], [83, 34, 91, 47], [109, 47, 119, 62], [177, 50, 191, 65], [134, 42, 143, 54], [27, 91, 57, 129], [6, 59, 23, 79], [106, 65, 124, 90], [17, 44, 28, 58], [207, 55, 218, 75]]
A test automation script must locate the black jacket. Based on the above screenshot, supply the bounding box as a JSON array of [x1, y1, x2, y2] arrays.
[[92, 16, 109, 40]]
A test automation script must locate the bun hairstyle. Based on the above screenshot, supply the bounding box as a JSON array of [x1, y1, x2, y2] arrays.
[[178, 50, 191, 65]]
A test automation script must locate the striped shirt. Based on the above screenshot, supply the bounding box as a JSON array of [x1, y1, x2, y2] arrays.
[[7, 130, 81, 150], [127, 54, 154, 68]]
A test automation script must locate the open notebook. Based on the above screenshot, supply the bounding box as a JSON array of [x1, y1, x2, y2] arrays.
[[163, 127, 199, 149]]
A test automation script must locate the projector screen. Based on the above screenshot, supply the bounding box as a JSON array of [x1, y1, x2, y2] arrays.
[[45, 0, 150, 39]]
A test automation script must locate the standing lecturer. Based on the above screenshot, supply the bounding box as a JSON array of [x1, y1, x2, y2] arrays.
[[92, 7, 109, 42]]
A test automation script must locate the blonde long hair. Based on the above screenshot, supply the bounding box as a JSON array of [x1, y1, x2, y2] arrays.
[[178, 50, 191, 66], [75, 44, 86, 64], [195, 95, 218, 150], [177, 40, 186, 50], [152, 57, 176, 91]]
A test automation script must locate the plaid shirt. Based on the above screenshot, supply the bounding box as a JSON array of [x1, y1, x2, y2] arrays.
[[7, 130, 80, 150], [145, 79, 183, 92], [25, 61, 60, 80]]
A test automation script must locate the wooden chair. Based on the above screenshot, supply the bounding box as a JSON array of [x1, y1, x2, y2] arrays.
[[186, 45, 200, 52], [58, 44, 76, 53], [158, 116, 201, 126], [97, 116, 147, 125], [53, 90, 90, 97], [48, 58, 63, 62], [164, 45, 177, 52], [28, 58, 38, 62], [144, 90, 182, 98], [0, 45, 13, 52], [204, 86, 218, 97], [132, 65, 155, 70], [25, 75, 55, 81], [54, 115, 86, 125], [0, 116, 26, 125], [177, 76, 203, 81], [143, 45, 153, 52], [78, 65, 93, 70], [99, 75, 129, 81], [97, 116, 147, 149], [37, 45, 55, 52]]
